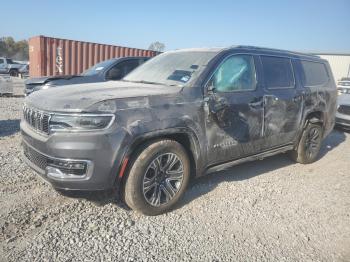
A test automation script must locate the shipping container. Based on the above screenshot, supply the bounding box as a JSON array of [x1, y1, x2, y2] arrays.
[[28, 35, 158, 77]]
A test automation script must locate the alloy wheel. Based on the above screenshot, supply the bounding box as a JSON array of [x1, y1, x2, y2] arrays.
[[142, 153, 184, 207], [305, 127, 321, 159]]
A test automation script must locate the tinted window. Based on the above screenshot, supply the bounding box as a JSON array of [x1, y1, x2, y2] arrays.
[[301, 61, 329, 86], [0, 59, 4, 64], [107, 60, 140, 80], [211, 55, 257, 92], [261, 56, 294, 89]]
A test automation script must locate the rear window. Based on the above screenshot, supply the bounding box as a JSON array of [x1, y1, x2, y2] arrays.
[[261, 56, 294, 89], [300, 61, 329, 86]]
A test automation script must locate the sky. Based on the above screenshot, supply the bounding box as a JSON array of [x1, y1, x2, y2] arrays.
[[1, 0, 350, 53]]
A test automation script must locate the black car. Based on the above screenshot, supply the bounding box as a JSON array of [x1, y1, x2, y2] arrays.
[[22, 46, 337, 215], [24, 56, 150, 95]]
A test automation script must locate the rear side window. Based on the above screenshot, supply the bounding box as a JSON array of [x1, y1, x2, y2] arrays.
[[261, 56, 294, 89], [300, 61, 329, 86]]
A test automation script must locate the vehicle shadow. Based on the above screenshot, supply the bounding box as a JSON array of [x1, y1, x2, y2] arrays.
[[177, 128, 347, 210], [177, 154, 293, 210], [55, 188, 128, 208], [318, 128, 347, 158], [0, 119, 20, 137]]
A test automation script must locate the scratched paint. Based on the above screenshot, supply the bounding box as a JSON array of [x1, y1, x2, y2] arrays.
[[23, 46, 337, 191]]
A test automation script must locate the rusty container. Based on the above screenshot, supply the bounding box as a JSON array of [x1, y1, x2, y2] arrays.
[[28, 35, 158, 77]]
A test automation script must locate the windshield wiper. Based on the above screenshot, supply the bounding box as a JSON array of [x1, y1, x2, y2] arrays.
[[122, 80, 165, 85], [122, 79, 183, 87]]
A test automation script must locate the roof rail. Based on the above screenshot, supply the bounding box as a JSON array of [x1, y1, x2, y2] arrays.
[[231, 45, 320, 58]]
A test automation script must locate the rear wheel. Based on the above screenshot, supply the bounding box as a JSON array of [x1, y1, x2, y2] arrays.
[[9, 69, 18, 77], [124, 140, 190, 215], [289, 122, 323, 164]]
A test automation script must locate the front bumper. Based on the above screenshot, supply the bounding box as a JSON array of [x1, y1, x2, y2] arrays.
[[335, 116, 350, 127], [20, 120, 129, 190]]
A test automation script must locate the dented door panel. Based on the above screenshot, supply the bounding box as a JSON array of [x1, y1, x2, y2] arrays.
[[204, 91, 264, 165], [203, 54, 264, 165], [262, 88, 303, 148]]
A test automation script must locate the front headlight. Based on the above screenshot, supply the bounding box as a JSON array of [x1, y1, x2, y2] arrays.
[[49, 114, 115, 132]]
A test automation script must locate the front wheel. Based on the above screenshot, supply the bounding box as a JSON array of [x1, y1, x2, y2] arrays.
[[124, 140, 190, 215], [289, 122, 323, 164]]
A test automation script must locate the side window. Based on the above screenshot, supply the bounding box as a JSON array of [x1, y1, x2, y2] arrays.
[[139, 58, 148, 64], [0, 59, 4, 64], [261, 56, 294, 89], [300, 60, 329, 86], [211, 55, 257, 92], [106, 60, 140, 80]]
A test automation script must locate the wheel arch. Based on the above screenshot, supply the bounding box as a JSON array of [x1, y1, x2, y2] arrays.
[[116, 128, 202, 194], [303, 110, 324, 128]]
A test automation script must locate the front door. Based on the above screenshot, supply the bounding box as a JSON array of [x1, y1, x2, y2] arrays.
[[204, 54, 264, 165], [259, 56, 303, 149]]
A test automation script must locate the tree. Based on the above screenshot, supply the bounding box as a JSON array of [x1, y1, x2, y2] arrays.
[[148, 41, 165, 52], [0, 37, 29, 60]]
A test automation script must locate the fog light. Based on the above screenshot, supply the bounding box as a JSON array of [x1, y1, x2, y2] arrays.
[[46, 159, 87, 178]]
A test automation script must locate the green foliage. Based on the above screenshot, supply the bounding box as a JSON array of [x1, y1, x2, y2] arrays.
[[0, 37, 29, 60]]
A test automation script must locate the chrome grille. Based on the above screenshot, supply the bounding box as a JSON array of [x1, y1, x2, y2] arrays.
[[338, 105, 350, 115], [23, 106, 50, 134]]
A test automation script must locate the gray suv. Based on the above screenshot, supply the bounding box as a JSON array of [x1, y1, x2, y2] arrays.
[[21, 46, 337, 215]]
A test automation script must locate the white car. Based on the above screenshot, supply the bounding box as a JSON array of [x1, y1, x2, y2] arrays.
[[336, 78, 350, 128]]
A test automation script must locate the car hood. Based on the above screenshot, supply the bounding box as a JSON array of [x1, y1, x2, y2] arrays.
[[25, 75, 83, 85], [25, 81, 182, 112]]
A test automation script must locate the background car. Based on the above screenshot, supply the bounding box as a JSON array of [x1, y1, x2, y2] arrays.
[[337, 77, 350, 95], [0, 57, 26, 77], [24, 56, 150, 95], [336, 77, 350, 128], [18, 64, 29, 78]]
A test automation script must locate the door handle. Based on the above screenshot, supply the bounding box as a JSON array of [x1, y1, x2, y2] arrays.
[[264, 95, 278, 101], [248, 100, 263, 108]]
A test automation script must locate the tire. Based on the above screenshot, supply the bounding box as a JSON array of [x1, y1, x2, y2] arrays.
[[9, 70, 18, 77], [124, 140, 190, 215], [289, 122, 323, 164]]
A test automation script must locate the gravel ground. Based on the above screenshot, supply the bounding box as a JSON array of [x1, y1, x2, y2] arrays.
[[1, 97, 349, 261]]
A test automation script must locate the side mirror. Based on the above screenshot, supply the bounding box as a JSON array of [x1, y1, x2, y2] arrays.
[[207, 80, 216, 94]]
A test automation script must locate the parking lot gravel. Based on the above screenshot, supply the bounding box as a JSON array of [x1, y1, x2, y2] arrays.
[[1, 96, 349, 261]]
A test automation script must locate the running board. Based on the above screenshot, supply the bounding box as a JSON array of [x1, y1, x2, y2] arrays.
[[205, 144, 294, 174]]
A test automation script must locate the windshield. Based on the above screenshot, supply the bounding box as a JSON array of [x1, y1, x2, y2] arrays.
[[82, 59, 115, 76], [123, 50, 219, 86]]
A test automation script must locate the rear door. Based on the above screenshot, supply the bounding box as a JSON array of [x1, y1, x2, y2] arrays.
[[204, 54, 265, 165], [259, 56, 304, 149]]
